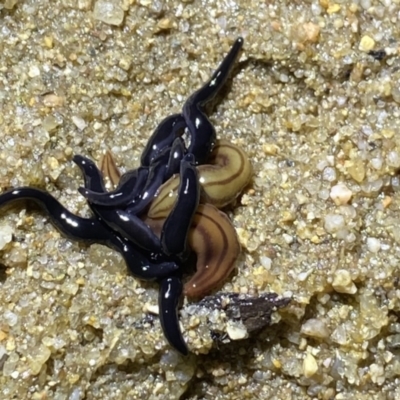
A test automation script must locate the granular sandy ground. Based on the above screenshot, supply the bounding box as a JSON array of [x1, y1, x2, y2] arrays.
[[1, 0, 400, 399]]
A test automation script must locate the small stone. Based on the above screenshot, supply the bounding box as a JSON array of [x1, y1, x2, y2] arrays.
[[367, 237, 380, 253], [226, 321, 248, 340], [0, 330, 8, 341], [157, 17, 174, 30], [4, 311, 18, 327], [296, 22, 320, 43], [118, 57, 132, 71], [262, 143, 279, 155], [324, 214, 345, 233], [0, 225, 14, 250], [236, 228, 250, 249], [43, 35, 53, 48], [359, 35, 375, 52], [387, 151, 400, 168], [322, 167, 337, 182], [382, 129, 395, 139], [28, 65, 40, 78], [71, 115, 87, 131], [11, 371, 19, 379], [260, 256, 272, 269], [42, 94, 65, 107], [301, 318, 329, 339], [143, 303, 159, 315], [4, 0, 18, 9], [93, 0, 125, 26], [303, 353, 318, 378], [42, 115, 60, 132], [330, 184, 352, 205], [8, 247, 27, 268], [332, 270, 357, 294], [46, 157, 63, 181], [347, 159, 365, 183], [61, 281, 79, 295], [327, 4, 341, 13], [27, 344, 51, 375], [282, 233, 293, 244], [369, 363, 385, 384], [382, 196, 392, 208]]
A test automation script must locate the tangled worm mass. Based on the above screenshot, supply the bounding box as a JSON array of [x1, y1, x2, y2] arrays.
[[0, 37, 252, 355]]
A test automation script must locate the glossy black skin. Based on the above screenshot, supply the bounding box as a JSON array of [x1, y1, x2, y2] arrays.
[[141, 114, 186, 167], [80, 37, 244, 206], [161, 153, 199, 259], [74, 155, 163, 255], [79, 137, 186, 209], [124, 148, 174, 215], [159, 276, 188, 355], [75, 153, 197, 356], [0, 187, 178, 280], [183, 37, 244, 165], [0, 38, 243, 355], [78, 167, 148, 207]]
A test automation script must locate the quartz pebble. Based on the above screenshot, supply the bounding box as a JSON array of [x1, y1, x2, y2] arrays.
[[324, 214, 345, 233], [303, 353, 318, 378], [71, 115, 87, 131], [226, 321, 248, 340], [93, 0, 125, 25], [359, 35, 375, 52], [28, 65, 40, 78], [301, 318, 329, 339], [143, 303, 159, 315], [332, 270, 357, 294], [0, 225, 13, 250], [330, 184, 352, 205], [367, 237, 381, 253], [27, 345, 51, 375]]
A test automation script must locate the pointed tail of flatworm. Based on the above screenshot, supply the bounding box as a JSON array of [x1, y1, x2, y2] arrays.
[[159, 276, 188, 355], [182, 38, 244, 164], [0, 187, 111, 242], [187, 37, 244, 106]]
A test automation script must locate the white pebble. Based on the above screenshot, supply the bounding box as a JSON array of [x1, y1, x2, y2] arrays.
[[303, 353, 318, 378], [360, 0, 371, 9], [367, 237, 381, 253], [301, 318, 329, 339], [28, 65, 40, 78], [11, 371, 19, 379], [93, 0, 124, 26], [323, 167, 337, 182], [330, 184, 352, 205], [71, 115, 87, 131], [0, 225, 14, 250], [324, 214, 345, 233], [143, 303, 159, 315], [226, 321, 248, 340], [370, 157, 383, 170], [387, 151, 400, 168], [260, 256, 271, 269], [4, 310, 18, 326], [282, 233, 293, 244], [332, 270, 357, 294]]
